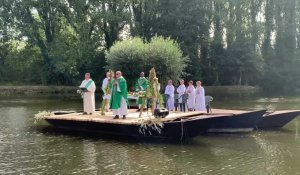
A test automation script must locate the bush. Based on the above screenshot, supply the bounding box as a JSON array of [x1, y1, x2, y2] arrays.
[[106, 36, 187, 89]]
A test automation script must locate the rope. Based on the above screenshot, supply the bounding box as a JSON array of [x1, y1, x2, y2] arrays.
[[181, 118, 184, 141]]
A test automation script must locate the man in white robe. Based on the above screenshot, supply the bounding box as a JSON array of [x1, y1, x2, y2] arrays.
[[195, 81, 206, 111], [164, 80, 175, 111], [186, 81, 195, 111], [79, 73, 96, 115], [176, 79, 187, 112], [101, 72, 111, 110]]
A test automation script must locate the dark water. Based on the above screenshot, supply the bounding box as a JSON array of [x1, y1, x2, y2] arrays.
[[1, 93, 300, 175]]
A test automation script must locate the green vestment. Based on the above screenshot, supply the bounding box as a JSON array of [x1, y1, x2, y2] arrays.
[[110, 76, 128, 109], [135, 77, 148, 92], [135, 77, 148, 105]]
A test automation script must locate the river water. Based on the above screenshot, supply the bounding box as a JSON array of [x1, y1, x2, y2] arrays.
[[0, 93, 300, 175]]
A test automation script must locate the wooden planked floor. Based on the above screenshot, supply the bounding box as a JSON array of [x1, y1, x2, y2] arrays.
[[42, 108, 255, 125]]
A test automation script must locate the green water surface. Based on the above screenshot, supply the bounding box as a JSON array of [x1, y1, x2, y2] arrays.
[[0, 93, 300, 175]]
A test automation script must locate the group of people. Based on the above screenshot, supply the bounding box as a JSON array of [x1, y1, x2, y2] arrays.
[[80, 71, 128, 119], [164, 79, 206, 112], [79, 71, 206, 119]]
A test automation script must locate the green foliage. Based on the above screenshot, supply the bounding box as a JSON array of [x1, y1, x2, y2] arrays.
[[1, 0, 300, 92], [106, 36, 187, 88]]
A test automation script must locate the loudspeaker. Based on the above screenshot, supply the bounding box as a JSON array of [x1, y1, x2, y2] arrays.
[[154, 108, 169, 118]]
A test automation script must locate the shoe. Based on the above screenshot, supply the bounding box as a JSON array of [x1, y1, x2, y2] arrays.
[[136, 109, 140, 112], [89, 113, 92, 115], [113, 115, 119, 119], [123, 115, 126, 119], [82, 112, 88, 115]]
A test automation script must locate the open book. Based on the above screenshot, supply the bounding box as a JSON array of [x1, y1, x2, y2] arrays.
[[79, 87, 88, 92]]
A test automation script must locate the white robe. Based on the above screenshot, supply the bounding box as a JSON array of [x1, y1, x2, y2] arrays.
[[101, 77, 111, 100], [80, 79, 96, 113], [195, 86, 206, 111], [186, 85, 195, 109], [164, 85, 175, 111], [176, 84, 186, 103]]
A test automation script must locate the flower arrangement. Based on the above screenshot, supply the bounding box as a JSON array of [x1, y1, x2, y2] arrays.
[[34, 111, 53, 124], [101, 70, 114, 115]]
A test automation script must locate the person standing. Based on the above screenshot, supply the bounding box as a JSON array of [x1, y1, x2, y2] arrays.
[[164, 80, 175, 111], [135, 72, 148, 111], [79, 73, 96, 115], [110, 71, 128, 119], [195, 81, 206, 111], [101, 72, 112, 111], [176, 79, 186, 103], [186, 81, 195, 111], [176, 79, 186, 112]]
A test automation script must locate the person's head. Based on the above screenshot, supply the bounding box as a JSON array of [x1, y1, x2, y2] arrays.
[[188, 80, 193, 86], [85, 73, 90, 80], [196, 81, 202, 87], [179, 79, 184, 85], [168, 80, 173, 85], [140, 72, 145, 77], [116, 71, 122, 78], [106, 72, 110, 78]]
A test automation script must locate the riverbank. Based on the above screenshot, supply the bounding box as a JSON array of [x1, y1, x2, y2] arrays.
[[204, 85, 260, 95], [0, 85, 260, 96], [0, 86, 77, 96]]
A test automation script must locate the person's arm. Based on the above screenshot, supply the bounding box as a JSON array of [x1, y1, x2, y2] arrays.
[[79, 80, 85, 88], [118, 78, 126, 93], [192, 87, 196, 95], [186, 87, 190, 94]]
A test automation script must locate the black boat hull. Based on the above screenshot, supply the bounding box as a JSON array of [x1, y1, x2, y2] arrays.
[[45, 115, 215, 140], [256, 111, 300, 129], [205, 110, 267, 133]]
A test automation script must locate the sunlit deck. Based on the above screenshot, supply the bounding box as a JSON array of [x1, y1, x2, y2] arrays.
[[42, 108, 254, 125]]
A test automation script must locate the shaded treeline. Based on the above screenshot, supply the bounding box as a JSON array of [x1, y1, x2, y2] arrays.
[[0, 0, 300, 91]]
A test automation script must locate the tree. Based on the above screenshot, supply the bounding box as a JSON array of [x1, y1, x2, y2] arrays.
[[105, 36, 186, 89]]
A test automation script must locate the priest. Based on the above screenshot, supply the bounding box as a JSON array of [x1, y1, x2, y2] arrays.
[[79, 73, 96, 115], [110, 71, 128, 119], [135, 72, 148, 111]]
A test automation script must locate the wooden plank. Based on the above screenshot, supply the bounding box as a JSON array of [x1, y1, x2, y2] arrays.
[[210, 108, 249, 114], [43, 110, 232, 125]]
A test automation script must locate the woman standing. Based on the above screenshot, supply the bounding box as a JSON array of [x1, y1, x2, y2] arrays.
[[164, 80, 175, 111], [195, 81, 206, 111], [186, 81, 195, 111]]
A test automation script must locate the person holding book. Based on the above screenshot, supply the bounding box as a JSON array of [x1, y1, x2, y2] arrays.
[[79, 73, 96, 115]]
